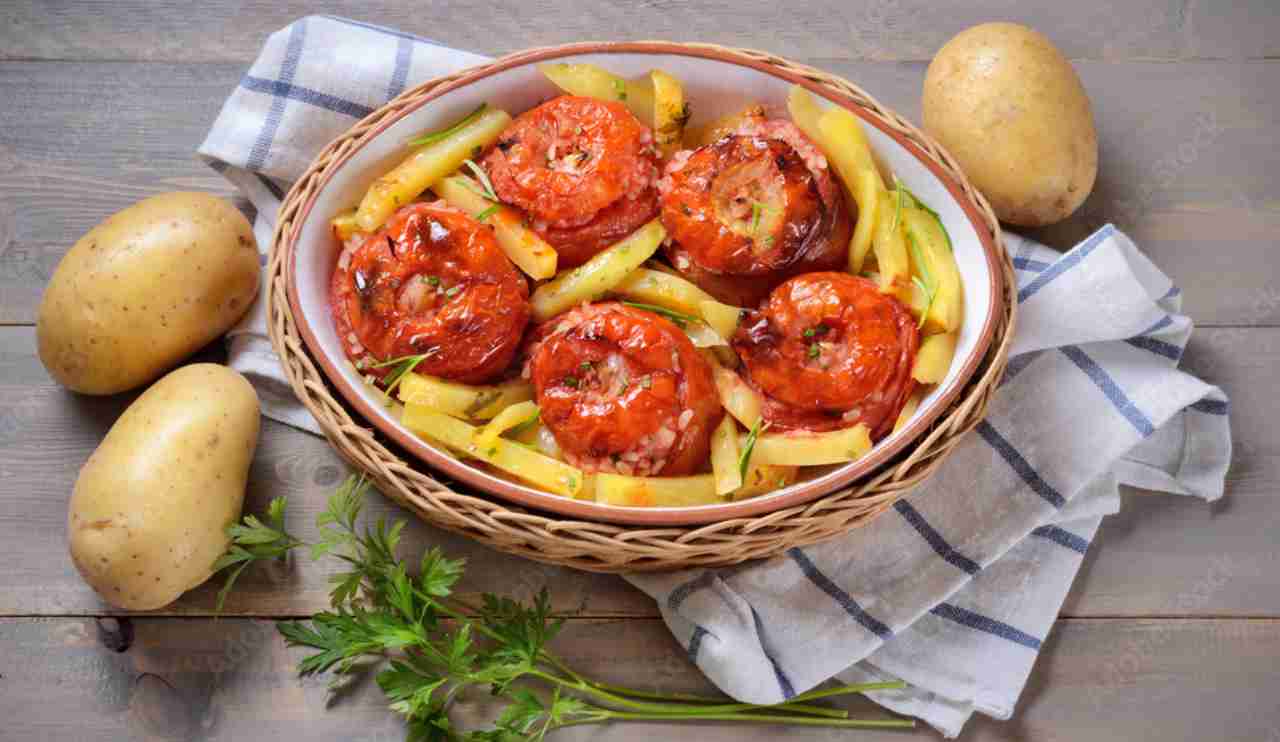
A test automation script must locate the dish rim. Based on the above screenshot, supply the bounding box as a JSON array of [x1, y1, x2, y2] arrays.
[[283, 41, 1005, 526]]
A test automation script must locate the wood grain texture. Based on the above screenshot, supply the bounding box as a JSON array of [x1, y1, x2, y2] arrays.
[[0, 324, 1272, 618], [1, 616, 1278, 741], [1, 59, 1277, 325], [3, 0, 1278, 63]]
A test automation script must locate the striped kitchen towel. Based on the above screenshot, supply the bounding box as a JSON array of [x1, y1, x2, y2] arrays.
[[198, 17, 1233, 737]]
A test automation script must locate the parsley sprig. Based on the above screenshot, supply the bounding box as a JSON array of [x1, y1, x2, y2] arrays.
[[212, 496, 303, 611], [215, 476, 915, 738]]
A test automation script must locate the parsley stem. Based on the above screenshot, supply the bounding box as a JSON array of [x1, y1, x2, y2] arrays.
[[564, 708, 915, 729]]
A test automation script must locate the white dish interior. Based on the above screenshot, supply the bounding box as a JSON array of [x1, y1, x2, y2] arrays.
[[291, 51, 995, 513]]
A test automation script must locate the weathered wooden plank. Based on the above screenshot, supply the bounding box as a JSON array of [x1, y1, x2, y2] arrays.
[[0, 324, 1271, 618], [2, 60, 1277, 325], [3, 0, 1278, 64], [1, 616, 1277, 740]]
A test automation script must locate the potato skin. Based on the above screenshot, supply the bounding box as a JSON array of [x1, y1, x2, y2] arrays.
[[922, 23, 1098, 227], [67, 364, 260, 610], [37, 192, 260, 394]]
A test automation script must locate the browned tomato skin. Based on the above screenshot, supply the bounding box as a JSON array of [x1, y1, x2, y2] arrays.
[[528, 304, 722, 476], [536, 187, 659, 268], [330, 203, 530, 384], [483, 95, 659, 230], [659, 132, 851, 305], [732, 273, 919, 439]]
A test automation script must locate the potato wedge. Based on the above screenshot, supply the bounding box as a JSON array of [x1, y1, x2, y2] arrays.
[[734, 463, 798, 500], [396, 373, 533, 420], [651, 69, 688, 157], [611, 267, 717, 316], [901, 207, 963, 333], [912, 332, 957, 384], [402, 405, 583, 497], [434, 175, 558, 279], [331, 208, 361, 242], [872, 188, 911, 292], [710, 415, 744, 495], [538, 63, 655, 124], [475, 400, 540, 451], [786, 85, 826, 144], [893, 389, 924, 435], [531, 219, 665, 321], [594, 473, 721, 507], [748, 424, 872, 467], [817, 104, 885, 190], [699, 300, 744, 342], [848, 169, 880, 273], [356, 106, 512, 231], [685, 103, 765, 148], [684, 322, 727, 348], [712, 364, 763, 428]]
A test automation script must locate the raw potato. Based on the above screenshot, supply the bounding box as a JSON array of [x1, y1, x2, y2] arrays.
[[37, 192, 260, 395], [67, 364, 260, 610], [923, 23, 1097, 227]]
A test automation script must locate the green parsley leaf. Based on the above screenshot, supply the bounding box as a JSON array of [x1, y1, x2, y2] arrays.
[[213, 496, 303, 612], [475, 204, 499, 222]]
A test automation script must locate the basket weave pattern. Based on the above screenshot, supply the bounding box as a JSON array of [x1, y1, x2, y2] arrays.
[[267, 43, 1017, 572]]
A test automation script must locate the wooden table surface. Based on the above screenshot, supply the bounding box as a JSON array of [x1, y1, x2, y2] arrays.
[[2, 2, 1277, 739]]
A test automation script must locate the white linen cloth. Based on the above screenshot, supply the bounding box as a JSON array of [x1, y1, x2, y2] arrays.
[[198, 16, 1232, 736]]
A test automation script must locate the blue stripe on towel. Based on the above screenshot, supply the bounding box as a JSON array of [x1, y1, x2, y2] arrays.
[[667, 571, 717, 613], [1059, 345, 1156, 436], [930, 602, 1042, 650], [750, 606, 796, 699], [687, 625, 709, 664], [239, 75, 375, 119], [1017, 224, 1114, 304], [976, 421, 1066, 508], [1125, 336, 1183, 361], [1000, 350, 1044, 387], [1012, 256, 1051, 273], [246, 19, 308, 171], [893, 500, 981, 575], [387, 36, 414, 100], [1030, 525, 1091, 555], [1189, 398, 1230, 416], [788, 548, 893, 639]]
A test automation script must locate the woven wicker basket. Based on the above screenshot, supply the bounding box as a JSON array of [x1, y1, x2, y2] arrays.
[[267, 42, 1017, 572]]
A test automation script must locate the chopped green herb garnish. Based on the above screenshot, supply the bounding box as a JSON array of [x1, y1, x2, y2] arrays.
[[426, 275, 442, 287], [563, 375, 580, 389], [462, 159, 499, 201], [750, 201, 764, 233], [738, 418, 770, 480], [475, 204, 499, 223], [612, 78, 627, 100], [639, 375, 653, 389], [808, 343, 821, 360], [406, 103, 486, 148], [366, 351, 436, 398], [444, 285, 462, 298], [579, 361, 594, 373], [621, 301, 699, 328], [803, 328, 815, 338]]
